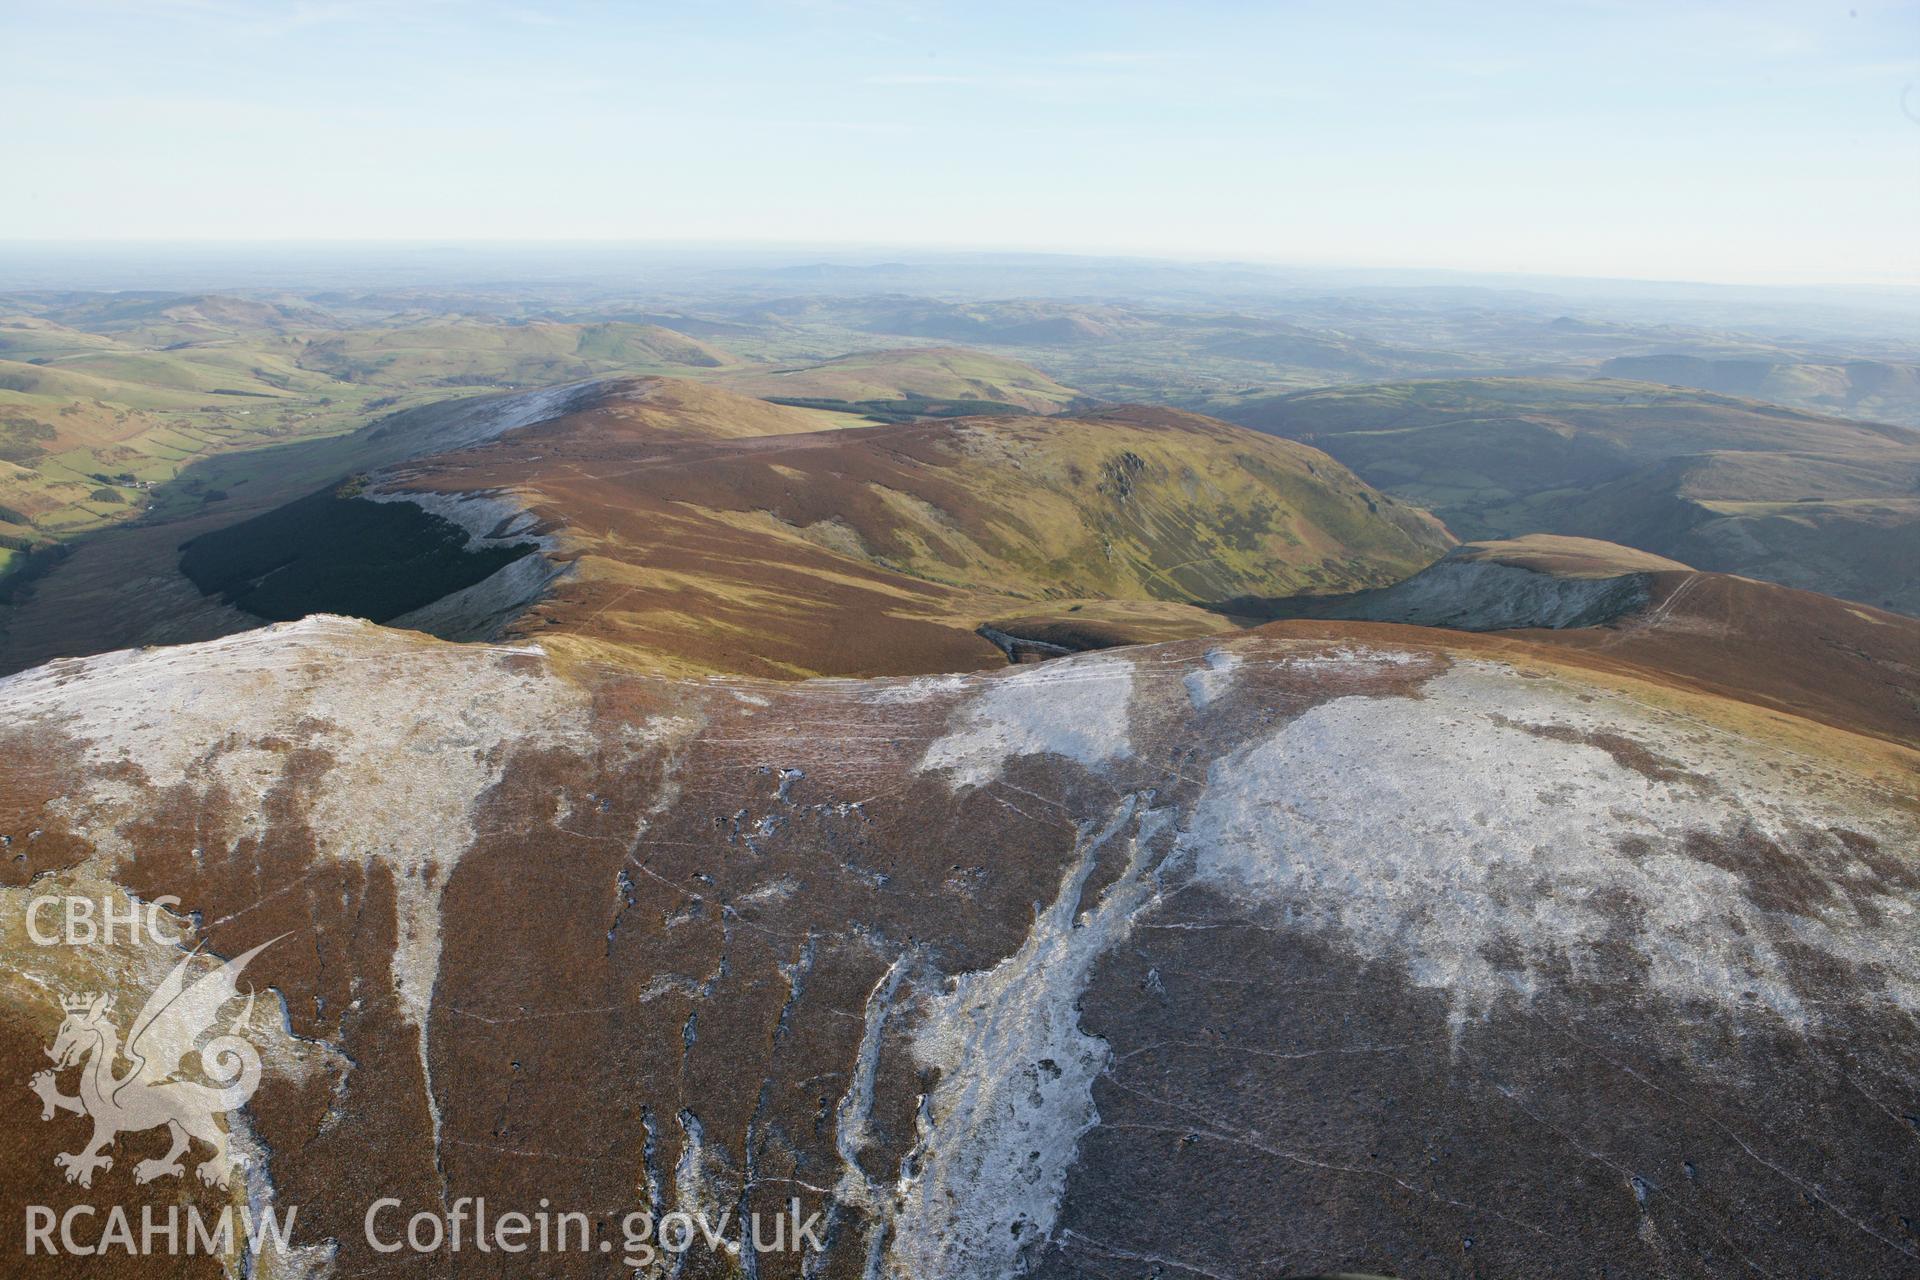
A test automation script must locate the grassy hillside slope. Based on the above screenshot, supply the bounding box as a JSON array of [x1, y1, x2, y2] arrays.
[[293, 320, 736, 386], [0, 311, 754, 563], [205, 394, 1451, 678], [720, 346, 1082, 413]]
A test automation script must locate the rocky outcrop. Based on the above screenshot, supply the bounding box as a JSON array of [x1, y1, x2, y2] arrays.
[[1239, 536, 1680, 633], [1281, 553, 1657, 631], [367, 488, 571, 642], [1238, 536, 1920, 754]]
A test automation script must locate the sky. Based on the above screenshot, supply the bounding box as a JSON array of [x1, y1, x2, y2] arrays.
[[3, 0, 1917, 285]]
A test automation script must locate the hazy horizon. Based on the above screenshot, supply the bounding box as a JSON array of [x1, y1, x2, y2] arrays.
[[7, 240, 1920, 310], [6, 0, 1917, 287]]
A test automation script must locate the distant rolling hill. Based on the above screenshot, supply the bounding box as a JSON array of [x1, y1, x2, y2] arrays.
[[718, 345, 1083, 414], [1221, 377, 1920, 614], [0, 313, 753, 559], [0, 348, 349, 548], [171, 380, 1450, 678], [708, 296, 1492, 399], [293, 319, 737, 386], [0, 307, 744, 564], [1602, 353, 1920, 427], [13, 291, 335, 345], [848, 298, 1150, 345], [0, 316, 126, 361]]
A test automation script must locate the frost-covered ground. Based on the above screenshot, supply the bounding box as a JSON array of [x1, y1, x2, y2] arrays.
[[0, 620, 1914, 1279]]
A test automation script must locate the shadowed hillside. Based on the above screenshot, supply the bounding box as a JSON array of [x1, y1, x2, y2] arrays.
[[0, 378, 870, 673]]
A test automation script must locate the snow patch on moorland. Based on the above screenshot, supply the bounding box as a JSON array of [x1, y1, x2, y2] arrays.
[[387, 554, 573, 642], [1186, 660, 1920, 1029], [1182, 647, 1242, 709], [365, 488, 556, 550], [1277, 644, 1422, 671], [919, 653, 1135, 788], [0, 616, 609, 1164], [413, 379, 598, 454], [860, 672, 971, 706], [888, 795, 1172, 1280]]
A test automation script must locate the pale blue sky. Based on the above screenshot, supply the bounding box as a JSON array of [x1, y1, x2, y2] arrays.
[[3, 0, 1916, 284]]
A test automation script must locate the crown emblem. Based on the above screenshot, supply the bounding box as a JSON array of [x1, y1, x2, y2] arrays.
[[60, 992, 106, 1014]]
